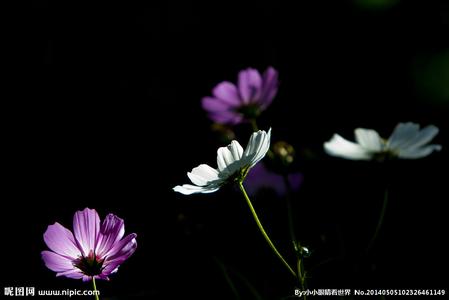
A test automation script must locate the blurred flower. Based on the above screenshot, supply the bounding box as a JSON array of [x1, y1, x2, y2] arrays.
[[413, 51, 449, 104], [272, 141, 296, 167], [173, 129, 271, 195], [324, 122, 442, 160], [353, 0, 400, 11], [42, 208, 137, 281], [202, 67, 279, 124], [210, 123, 236, 144], [245, 162, 303, 197]]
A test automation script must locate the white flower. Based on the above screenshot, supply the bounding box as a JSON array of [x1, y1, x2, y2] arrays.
[[173, 129, 272, 195], [324, 122, 442, 160]]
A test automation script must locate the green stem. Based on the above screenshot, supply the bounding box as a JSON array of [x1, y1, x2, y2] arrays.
[[283, 176, 307, 298], [366, 189, 389, 253], [283, 176, 298, 249], [214, 257, 241, 300], [232, 269, 264, 300], [92, 277, 100, 300], [238, 181, 297, 279], [297, 258, 307, 300]]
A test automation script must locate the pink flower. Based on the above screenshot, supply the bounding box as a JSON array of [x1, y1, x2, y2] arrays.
[[42, 208, 137, 281], [202, 67, 279, 124]]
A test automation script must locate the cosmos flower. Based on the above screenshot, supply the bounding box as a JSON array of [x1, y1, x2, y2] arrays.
[[173, 129, 271, 195], [202, 67, 279, 124], [245, 162, 303, 197], [42, 208, 137, 281], [324, 122, 442, 160]]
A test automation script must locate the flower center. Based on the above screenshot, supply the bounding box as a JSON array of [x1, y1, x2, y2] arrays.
[[372, 150, 398, 162], [226, 166, 250, 184], [236, 104, 261, 119], [73, 250, 104, 276]]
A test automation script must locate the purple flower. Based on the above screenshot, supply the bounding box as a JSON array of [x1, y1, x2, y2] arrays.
[[244, 163, 303, 197], [202, 67, 279, 124], [42, 208, 137, 282]]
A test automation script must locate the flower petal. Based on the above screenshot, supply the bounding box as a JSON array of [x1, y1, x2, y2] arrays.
[[260, 67, 279, 109], [387, 122, 420, 149], [217, 140, 244, 174], [244, 163, 285, 196], [324, 134, 372, 160], [243, 129, 272, 168], [238, 68, 263, 104], [43, 222, 81, 259], [397, 144, 442, 159], [96, 214, 125, 258], [102, 258, 126, 276], [207, 111, 243, 125], [212, 81, 241, 106], [73, 208, 100, 257], [103, 233, 137, 261], [173, 183, 221, 195], [397, 125, 440, 150], [202, 97, 232, 113], [354, 128, 383, 152], [56, 269, 84, 279], [187, 164, 220, 186], [41, 250, 76, 273]]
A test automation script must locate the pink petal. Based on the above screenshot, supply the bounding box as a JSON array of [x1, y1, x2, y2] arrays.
[[208, 111, 243, 125], [238, 68, 263, 104], [73, 208, 100, 257], [102, 257, 126, 276], [101, 237, 137, 276], [96, 214, 125, 258], [212, 81, 241, 105], [103, 233, 137, 261], [41, 250, 76, 273], [260, 67, 279, 109], [202, 97, 232, 113], [56, 269, 84, 279], [43, 222, 81, 259]]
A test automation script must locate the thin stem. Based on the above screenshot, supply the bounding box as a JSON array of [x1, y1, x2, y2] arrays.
[[283, 175, 307, 298], [250, 119, 259, 132], [282, 174, 304, 290], [213, 257, 241, 300], [297, 258, 307, 300], [283, 176, 298, 249], [92, 277, 100, 300], [232, 269, 264, 300], [366, 189, 389, 253], [238, 181, 297, 279]]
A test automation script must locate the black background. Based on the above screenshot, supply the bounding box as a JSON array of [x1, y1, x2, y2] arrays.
[[2, 1, 448, 299]]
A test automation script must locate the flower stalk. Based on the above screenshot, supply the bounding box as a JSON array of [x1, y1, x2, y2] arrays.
[[366, 188, 389, 253], [238, 181, 297, 279], [283, 175, 307, 297], [92, 277, 100, 300]]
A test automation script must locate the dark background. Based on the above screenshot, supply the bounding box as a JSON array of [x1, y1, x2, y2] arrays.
[[2, 0, 448, 299]]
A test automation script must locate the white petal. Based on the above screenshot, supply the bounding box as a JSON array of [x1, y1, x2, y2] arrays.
[[173, 183, 221, 195], [242, 130, 262, 160], [249, 128, 271, 168], [217, 140, 244, 175], [354, 128, 383, 152], [397, 144, 442, 159], [187, 164, 219, 186], [246, 128, 271, 168], [229, 140, 244, 161], [397, 125, 440, 150], [387, 122, 420, 149], [324, 134, 373, 160]]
